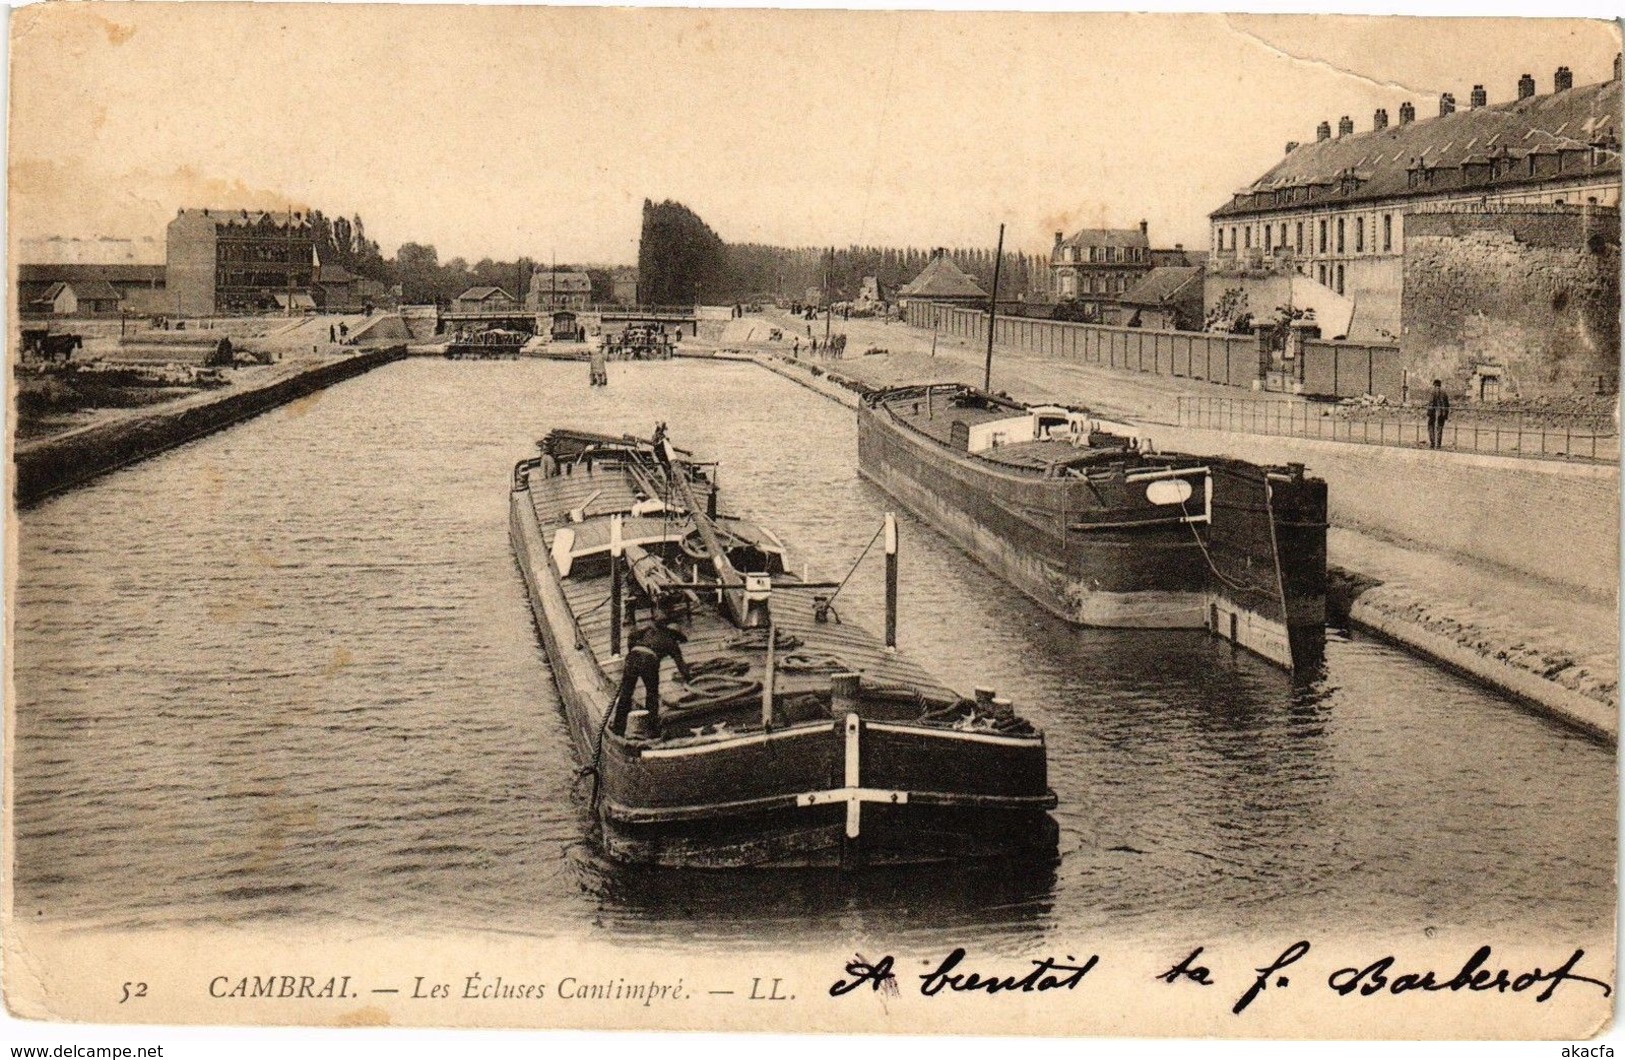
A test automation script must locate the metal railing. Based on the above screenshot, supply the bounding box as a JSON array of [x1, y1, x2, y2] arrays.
[[1177, 396, 1618, 463]]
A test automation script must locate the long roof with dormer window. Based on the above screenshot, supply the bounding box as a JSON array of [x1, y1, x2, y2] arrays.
[[1211, 76, 1620, 219]]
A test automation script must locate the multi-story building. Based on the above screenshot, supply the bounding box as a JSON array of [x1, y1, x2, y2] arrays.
[[1208, 62, 1621, 342], [527, 270, 593, 311], [166, 208, 316, 316], [1048, 223, 1151, 317]]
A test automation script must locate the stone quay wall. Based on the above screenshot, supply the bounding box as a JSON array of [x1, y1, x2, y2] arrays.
[[1401, 206, 1621, 399], [15, 346, 407, 507]]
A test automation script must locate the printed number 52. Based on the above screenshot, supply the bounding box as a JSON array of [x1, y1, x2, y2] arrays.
[[120, 982, 147, 1004]]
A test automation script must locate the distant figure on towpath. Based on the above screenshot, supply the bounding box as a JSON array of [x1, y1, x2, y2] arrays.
[[1426, 379, 1450, 449]]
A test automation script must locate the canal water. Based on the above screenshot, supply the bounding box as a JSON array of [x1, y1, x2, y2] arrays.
[[12, 358, 1615, 954]]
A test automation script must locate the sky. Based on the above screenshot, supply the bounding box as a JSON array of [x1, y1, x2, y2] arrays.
[[7, 5, 1621, 265]]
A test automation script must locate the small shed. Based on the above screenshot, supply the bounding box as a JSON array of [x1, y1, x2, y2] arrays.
[[456, 286, 518, 312]]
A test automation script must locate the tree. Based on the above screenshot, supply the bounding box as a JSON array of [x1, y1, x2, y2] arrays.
[[637, 199, 729, 305], [394, 242, 441, 303], [333, 216, 353, 265]]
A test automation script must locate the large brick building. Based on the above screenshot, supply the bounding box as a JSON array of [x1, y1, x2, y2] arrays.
[[1207, 63, 1621, 344], [166, 208, 316, 315]]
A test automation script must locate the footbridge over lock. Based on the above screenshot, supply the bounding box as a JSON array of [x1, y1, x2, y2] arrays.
[[429, 304, 705, 338]]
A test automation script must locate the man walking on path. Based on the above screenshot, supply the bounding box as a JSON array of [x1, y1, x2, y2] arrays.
[[611, 609, 693, 735], [1426, 379, 1450, 449]]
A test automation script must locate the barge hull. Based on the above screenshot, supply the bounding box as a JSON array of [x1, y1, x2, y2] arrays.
[[857, 400, 1317, 670], [509, 448, 1059, 870]]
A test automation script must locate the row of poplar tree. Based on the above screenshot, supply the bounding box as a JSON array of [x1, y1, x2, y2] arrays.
[[637, 199, 1051, 307]]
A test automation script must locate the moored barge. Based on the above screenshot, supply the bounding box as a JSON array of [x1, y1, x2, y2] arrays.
[[509, 426, 1059, 868], [857, 384, 1327, 672], [445, 328, 532, 359]]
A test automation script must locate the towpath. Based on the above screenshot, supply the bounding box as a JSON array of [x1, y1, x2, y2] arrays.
[[746, 309, 1618, 740]]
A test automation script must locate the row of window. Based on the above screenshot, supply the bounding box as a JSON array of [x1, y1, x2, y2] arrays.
[[216, 271, 313, 289], [1061, 245, 1146, 264], [217, 243, 308, 264], [1055, 271, 1136, 297], [1215, 212, 1397, 257]]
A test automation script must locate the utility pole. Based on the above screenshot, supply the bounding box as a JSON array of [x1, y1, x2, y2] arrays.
[[823, 246, 833, 347], [984, 224, 1005, 393]]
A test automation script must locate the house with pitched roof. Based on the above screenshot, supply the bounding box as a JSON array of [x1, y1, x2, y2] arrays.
[[20, 279, 121, 316], [455, 286, 518, 312], [527, 271, 593, 311], [1048, 223, 1152, 319], [18, 264, 166, 316], [1208, 62, 1621, 344], [1109, 266, 1205, 331], [896, 250, 988, 309]]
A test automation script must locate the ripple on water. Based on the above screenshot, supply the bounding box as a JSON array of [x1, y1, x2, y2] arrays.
[[11, 358, 1615, 951]]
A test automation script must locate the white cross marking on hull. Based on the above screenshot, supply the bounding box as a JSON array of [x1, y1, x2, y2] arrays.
[[792, 713, 908, 839], [796, 788, 909, 839]]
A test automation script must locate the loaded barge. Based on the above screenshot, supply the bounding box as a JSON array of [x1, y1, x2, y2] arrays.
[[857, 384, 1327, 672], [509, 427, 1058, 868]]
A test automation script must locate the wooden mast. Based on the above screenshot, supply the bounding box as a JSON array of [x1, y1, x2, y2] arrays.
[[984, 224, 1005, 393], [661, 450, 751, 627]]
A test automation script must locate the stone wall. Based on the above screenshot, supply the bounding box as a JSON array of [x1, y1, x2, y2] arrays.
[[1401, 206, 1620, 399], [1144, 422, 1618, 599], [15, 347, 408, 507]]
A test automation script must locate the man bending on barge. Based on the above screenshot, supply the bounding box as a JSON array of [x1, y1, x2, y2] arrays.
[[612, 608, 694, 736]]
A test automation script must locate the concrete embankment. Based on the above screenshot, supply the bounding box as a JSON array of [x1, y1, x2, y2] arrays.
[[1334, 569, 1616, 742], [15, 346, 407, 507], [728, 350, 864, 409], [1144, 422, 1618, 599], [743, 349, 1617, 744]]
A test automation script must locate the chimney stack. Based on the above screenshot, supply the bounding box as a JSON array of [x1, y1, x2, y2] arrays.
[[1285, 141, 1300, 154], [1614, 53, 1621, 82], [1373, 108, 1389, 131], [1555, 66, 1573, 92], [1337, 115, 1354, 137], [1439, 92, 1456, 116], [1139, 219, 1148, 239], [1053, 231, 1063, 250], [1518, 73, 1536, 100], [1470, 85, 1487, 109], [1399, 101, 1416, 125], [1316, 120, 1332, 142]]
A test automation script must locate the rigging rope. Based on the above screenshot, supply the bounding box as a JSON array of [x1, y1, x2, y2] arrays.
[[826, 519, 887, 606], [576, 695, 617, 812], [1179, 499, 1270, 595]]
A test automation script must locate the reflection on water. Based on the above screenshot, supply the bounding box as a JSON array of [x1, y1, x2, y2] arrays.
[[12, 358, 1615, 953], [580, 854, 1060, 952]]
